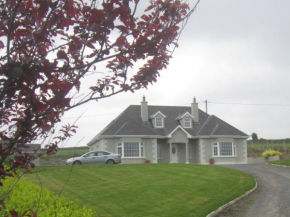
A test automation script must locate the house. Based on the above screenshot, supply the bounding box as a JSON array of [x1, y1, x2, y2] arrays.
[[87, 97, 248, 165]]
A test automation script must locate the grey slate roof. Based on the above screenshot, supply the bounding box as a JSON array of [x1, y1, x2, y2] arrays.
[[88, 105, 248, 145]]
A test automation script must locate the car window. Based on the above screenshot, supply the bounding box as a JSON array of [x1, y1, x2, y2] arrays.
[[97, 152, 105, 156], [85, 153, 95, 157]]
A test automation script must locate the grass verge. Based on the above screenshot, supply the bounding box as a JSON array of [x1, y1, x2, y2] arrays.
[[24, 164, 255, 217], [269, 158, 290, 166]]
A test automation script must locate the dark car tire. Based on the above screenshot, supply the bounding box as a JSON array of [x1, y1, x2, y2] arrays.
[[106, 159, 115, 164], [73, 161, 82, 165]]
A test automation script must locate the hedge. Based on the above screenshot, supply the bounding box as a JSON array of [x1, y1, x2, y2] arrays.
[[0, 176, 94, 216]]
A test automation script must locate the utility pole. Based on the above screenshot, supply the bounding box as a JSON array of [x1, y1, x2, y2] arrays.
[[205, 100, 208, 114]]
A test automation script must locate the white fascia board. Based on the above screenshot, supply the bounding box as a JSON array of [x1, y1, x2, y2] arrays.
[[176, 111, 194, 120], [168, 126, 192, 138], [98, 134, 249, 140], [100, 135, 167, 139], [149, 111, 167, 119], [194, 135, 249, 139]]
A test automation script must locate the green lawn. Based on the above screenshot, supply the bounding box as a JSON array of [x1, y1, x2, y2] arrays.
[[270, 158, 290, 166], [25, 164, 255, 217]]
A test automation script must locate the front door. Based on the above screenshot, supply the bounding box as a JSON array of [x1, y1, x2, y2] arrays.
[[171, 144, 179, 163]]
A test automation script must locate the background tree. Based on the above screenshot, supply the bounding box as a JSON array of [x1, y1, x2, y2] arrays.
[[252, 132, 258, 142], [0, 0, 199, 185]]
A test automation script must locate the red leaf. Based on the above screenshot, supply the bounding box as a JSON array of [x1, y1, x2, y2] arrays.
[[116, 25, 128, 34], [114, 36, 126, 47], [0, 40, 4, 49], [9, 210, 18, 217], [57, 50, 68, 60]]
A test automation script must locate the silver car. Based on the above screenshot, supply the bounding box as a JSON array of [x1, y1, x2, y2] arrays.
[[66, 151, 121, 165]]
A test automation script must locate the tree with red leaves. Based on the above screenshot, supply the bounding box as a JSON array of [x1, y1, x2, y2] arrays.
[[0, 0, 199, 188]]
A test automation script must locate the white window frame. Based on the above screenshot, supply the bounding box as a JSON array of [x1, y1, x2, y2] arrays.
[[117, 142, 145, 158], [117, 143, 122, 156], [212, 142, 236, 157], [155, 117, 164, 128], [188, 144, 192, 159], [157, 144, 162, 159], [184, 118, 192, 128]]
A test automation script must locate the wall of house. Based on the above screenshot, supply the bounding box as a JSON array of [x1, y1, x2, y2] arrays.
[[176, 143, 186, 164], [157, 139, 170, 163], [195, 141, 201, 164], [188, 140, 199, 164], [143, 138, 157, 164], [168, 128, 188, 144], [103, 137, 157, 164], [201, 138, 247, 165], [88, 140, 102, 152]]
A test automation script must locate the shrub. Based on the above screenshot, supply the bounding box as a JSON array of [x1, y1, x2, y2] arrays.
[[262, 150, 282, 159], [0, 176, 94, 216]]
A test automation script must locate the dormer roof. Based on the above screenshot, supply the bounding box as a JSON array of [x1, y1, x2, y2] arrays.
[[176, 111, 194, 120], [149, 111, 167, 119]]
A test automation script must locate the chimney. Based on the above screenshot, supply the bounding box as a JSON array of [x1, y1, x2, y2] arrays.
[[191, 97, 199, 123], [141, 96, 148, 122]]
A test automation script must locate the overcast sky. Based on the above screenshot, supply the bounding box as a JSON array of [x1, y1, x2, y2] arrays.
[[59, 0, 290, 147]]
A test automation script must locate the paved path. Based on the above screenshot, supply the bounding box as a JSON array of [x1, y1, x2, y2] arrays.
[[216, 164, 290, 217]]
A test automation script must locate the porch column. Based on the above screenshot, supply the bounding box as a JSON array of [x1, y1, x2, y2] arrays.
[[169, 143, 173, 163], [185, 143, 189, 164]]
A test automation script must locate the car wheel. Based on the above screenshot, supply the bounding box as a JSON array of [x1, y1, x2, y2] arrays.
[[73, 161, 82, 165], [106, 159, 115, 164]]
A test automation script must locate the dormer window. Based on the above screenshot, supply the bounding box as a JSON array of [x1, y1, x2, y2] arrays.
[[176, 112, 194, 129], [184, 118, 192, 128], [155, 117, 164, 128], [150, 111, 166, 128]]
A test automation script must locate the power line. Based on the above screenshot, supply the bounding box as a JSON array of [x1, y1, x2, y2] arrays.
[[207, 101, 290, 107], [62, 112, 120, 120]]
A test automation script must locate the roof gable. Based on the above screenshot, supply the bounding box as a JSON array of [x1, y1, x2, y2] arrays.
[[150, 111, 167, 119], [168, 126, 191, 138], [176, 111, 194, 120]]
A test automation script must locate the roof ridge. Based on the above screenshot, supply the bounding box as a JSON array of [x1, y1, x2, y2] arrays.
[[197, 115, 212, 136], [211, 115, 248, 136], [210, 124, 219, 136], [114, 122, 129, 135]]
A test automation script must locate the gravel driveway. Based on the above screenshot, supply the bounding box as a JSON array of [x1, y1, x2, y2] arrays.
[[216, 164, 290, 217]]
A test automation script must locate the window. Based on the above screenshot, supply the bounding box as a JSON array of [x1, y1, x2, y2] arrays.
[[188, 144, 192, 159], [124, 142, 139, 157], [184, 118, 191, 128], [118, 143, 122, 156], [118, 142, 145, 158], [157, 144, 162, 159], [141, 143, 144, 157], [155, 117, 163, 128], [213, 142, 235, 157], [213, 143, 218, 156], [220, 142, 233, 156]]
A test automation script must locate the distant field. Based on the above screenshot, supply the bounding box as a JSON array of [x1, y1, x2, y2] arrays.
[[24, 164, 255, 217], [247, 141, 290, 158], [247, 142, 290, 149], [41, 146, 89, 159]]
